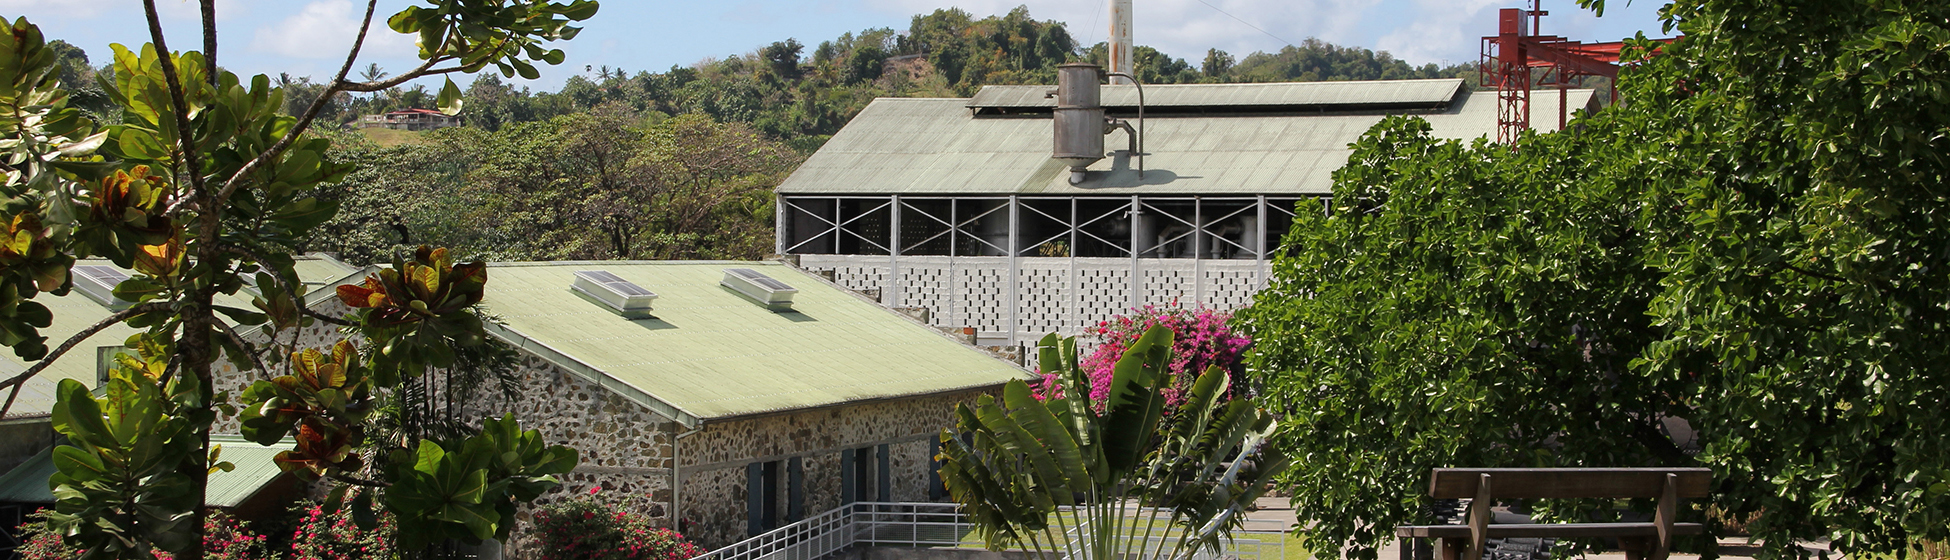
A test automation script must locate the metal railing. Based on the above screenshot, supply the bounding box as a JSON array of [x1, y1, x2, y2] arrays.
[[692, 502, 1285, 560]]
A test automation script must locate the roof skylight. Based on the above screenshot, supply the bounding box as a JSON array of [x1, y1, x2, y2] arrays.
[[571, 270, 657, 318], [71, 265, 134, 310], [720, 268, 798, 311]]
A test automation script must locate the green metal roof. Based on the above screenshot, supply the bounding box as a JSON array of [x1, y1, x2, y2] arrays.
[[966, 79, 1466, 109], [1, 255, 363, 420], [776, 89, 1597, 196], [479, 261, 1032, 427], [0, 436, 291, 508]]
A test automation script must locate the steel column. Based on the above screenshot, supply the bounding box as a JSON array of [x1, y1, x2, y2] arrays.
[[1069, 198, 1079, 332], [1256, 195, 1269, 290], [948, 199, 958, 331], [1129, 195, 1141, 312], [1194, 196, 1204, 307], [1007, 195, 1020, 345], [889, 195, 901, 307], [774, 195, 786, 255]]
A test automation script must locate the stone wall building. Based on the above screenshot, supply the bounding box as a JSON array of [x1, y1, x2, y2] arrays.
[[455, 261, 1031, 553], [2, 258, 1030, 558]]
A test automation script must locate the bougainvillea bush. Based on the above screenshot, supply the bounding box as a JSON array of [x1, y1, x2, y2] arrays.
[[288, 492, 397, 560], [1039, 304, 1252, 407], [17, 510, 274, 560], [534, 488, 702, 560]]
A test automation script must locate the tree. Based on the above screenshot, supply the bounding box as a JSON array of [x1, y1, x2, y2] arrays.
[[0, 0, 600, 557], [939, 329, 1286, 560], [1201, 49, 1233, 78], [1236, 0, 1950, 559]]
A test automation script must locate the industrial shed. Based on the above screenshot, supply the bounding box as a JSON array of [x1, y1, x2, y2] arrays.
[[775, 78, 1599, 347]]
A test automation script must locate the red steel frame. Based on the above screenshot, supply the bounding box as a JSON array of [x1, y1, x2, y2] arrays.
[[1480, 1, 1645, 143]]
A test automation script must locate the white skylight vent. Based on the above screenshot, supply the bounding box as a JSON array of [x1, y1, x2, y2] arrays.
[[720, 268, 798, 311], [71, 265, 134, 310], [571, 270, 657, 318]]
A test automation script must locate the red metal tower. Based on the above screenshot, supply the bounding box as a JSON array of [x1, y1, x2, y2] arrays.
[[1480, 1, 1645, 143]]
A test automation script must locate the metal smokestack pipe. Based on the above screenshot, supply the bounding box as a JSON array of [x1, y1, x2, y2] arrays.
[[1053, 63, 1106, 185], [1108, 0, 1134, 85]]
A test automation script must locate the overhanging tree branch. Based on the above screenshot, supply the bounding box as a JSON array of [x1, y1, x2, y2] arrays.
[[141, 0, 208, 199], [186, 0, 382, 215], [213, 319, 272, 382], [218, 244, 361, 328]]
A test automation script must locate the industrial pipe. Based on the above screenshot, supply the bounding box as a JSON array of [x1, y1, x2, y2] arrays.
[[1105, 71, 1145, 179]]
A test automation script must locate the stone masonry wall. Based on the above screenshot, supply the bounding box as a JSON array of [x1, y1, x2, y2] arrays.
[[676, 390, 990, 549], [461, 356, 678, 560]]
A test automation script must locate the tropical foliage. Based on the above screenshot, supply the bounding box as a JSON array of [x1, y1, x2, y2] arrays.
[[0, 0, 598, 557], [1236, 0, 1950, 559], [17, 510, 274, 560], [1040, 305, 1251, 407], [533, 488, 703, 560], [299, 107, 797, 265], [288, 492, 398, 560], [940, 328, 1285, 560]]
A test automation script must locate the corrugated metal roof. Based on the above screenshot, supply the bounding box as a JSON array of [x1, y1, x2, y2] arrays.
[[1, 255, 363, 420], [967, 79, 1466, 109], [777, 89, 1597, 196], [480, 261, 1031, 426], [0, 436, 289, 508]]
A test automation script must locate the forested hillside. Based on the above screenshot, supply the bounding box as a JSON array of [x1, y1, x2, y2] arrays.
[[45, 7, 1474, 265]]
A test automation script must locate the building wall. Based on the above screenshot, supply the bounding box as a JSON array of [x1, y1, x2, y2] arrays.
[[675, 391, 985, 550], [0, 419, 55, 476], [801, 255, 1268, 344]]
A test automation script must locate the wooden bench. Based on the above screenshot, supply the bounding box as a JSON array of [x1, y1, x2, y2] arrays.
[[1394, 468, 1712, 560]]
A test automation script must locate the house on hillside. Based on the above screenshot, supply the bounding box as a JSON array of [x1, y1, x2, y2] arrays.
[[772, 76, 1600, 349], [360, 108, 462, 131]]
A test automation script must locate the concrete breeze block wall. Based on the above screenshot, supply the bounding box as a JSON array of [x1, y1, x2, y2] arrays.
[[803, 255, 1268, 341]]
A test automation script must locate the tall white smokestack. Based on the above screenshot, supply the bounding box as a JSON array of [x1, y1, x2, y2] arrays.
[[1108, 0, 1133, 84]]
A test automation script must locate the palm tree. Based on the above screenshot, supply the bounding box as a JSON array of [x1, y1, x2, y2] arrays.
[[939, 327, 1288, 560]]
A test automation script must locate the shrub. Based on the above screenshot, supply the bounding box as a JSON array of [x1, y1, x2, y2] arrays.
[[1039, 304, 1251, 407], [16, 509, 273, 560], [533, 488, 702, 560], [288, 491, 396, 560]]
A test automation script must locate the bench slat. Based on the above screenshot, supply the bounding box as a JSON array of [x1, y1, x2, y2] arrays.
[[1429, 469, 1711, 499], [1396, 522, 1705, 539]]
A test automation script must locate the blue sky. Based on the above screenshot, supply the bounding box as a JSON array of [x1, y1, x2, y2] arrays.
[[0, 0, 1675, 92]]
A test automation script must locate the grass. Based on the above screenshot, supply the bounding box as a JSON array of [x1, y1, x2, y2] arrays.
[[357, 126, 423, 147]]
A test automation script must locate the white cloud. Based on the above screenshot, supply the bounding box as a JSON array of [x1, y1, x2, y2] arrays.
[[248, 0, 413, 61], [0, 0, 114, 19], [1374, 0, 1502, 65]]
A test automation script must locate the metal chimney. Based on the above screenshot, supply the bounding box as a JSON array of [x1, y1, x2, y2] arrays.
[[1053, 63, 1106, 185], [1108, 0, 1134, 85]]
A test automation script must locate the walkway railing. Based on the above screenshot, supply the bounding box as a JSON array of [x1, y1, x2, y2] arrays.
[[692, 502, 1285, 560]]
